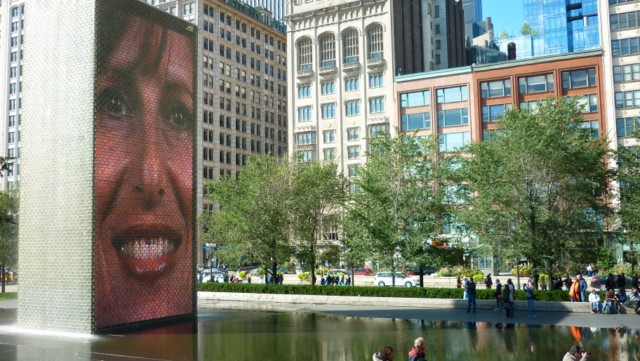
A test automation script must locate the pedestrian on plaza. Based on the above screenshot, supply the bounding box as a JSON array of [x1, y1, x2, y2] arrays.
[[586, 263, 593, 277], [526, 280, 536, 318], [407, 337, 427, 361], [562, 345, 590, 361], [603, 289, 616, 314], [372, 345, 394, 361], [563, 276, 573, 291], [605, 273, 616, 291], [456, 276, 462, 288], [632, 273, 639, 289], [588, 289, 601, 313], [346, 275, 351, 286], [569, 278, 580, 302], [485, 273, 493, 289], [630, 287, 639, 315], [327, 274, 333, 286], [578, 274, 588, 302], [466, 278, 477, 313], [320, 275, 326, 286], [616, 273, 627, 294], [503, 279, 515, 318], [495, 279, 503, 311]]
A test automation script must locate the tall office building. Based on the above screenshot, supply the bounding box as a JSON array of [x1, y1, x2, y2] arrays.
[[434, 0, 468, 70], [462, 0, 482, 40], [498, 0, 599, 59], [149, 0, 288, 218], [240, 0, 286, 22], [0, 1, 26, 191]]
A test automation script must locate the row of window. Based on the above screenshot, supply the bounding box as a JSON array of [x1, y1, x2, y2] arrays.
[[298, 74, 384, 98], [617, 117, 639, 137], [297, 25, 384, 70], [610, 10, 640, 31], [297, 97, 385, 122], [612, 37, 640, 57], [217, 61, 287, 97], [208, 111, 288, 133], [609, 0, 639, 5], [613, 63, 640, 83], [615, 90, 640, 109]]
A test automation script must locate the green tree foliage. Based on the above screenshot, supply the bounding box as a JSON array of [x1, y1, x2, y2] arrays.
[[458, 98, 611, 278], [0, 189, 18, 293], [344, 133, 460, 286], [203, 155, 293, 283], [499, 30, 510, 40], [617, 129, 640, 272], [520, 22, 538, 36], [290, 160, 347, 285]]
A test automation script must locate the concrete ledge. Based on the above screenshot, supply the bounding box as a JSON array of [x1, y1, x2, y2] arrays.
[[198, 292, 636, 314]]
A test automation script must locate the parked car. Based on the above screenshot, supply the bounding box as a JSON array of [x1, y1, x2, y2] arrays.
[[329, 269, 348, 276], [201, 271, 225, 283], [590, 275, 633, 291], [374, 272, 419, 287], [352, 268, 374, 276]]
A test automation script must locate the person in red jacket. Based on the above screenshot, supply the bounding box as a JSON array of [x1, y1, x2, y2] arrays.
[[408, 337, 427, 361]]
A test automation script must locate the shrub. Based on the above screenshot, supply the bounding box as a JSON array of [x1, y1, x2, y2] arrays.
[[437, 267, 454, 277], [458, 267, 483, 278], [298, 272, 310, 283], [510, 264, 532, 277], [472, 274, 484, 283]]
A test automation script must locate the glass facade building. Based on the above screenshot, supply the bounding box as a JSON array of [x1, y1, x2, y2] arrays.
[[521, 0, 599, 56]]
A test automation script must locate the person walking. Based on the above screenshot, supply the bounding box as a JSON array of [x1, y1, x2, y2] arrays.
[[407, 337, 427, 361], [569, 278, 580, 302], [503, 279, 515, 318], [630, 287, 639, 315], [484, 273, 493, 289], [578, 274, 588, 302], [462, 277, 469, 300], [526, 280, 536, 317], [466, 278, 477, 313], [372, 346, 394, 361], [495, 279, 503, 311]]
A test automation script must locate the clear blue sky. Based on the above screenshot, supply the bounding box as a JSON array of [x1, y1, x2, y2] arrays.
[[482, 0, 525, 37]]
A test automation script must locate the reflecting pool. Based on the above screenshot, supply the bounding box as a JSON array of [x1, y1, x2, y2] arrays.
[[1, 309, 639, 360]]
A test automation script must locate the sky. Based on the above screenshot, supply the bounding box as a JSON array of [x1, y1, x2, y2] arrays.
[[482, 0, 525, 37]]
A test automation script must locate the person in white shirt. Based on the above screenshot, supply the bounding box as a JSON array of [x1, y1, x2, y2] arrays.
[[588, 289, 601, 313]]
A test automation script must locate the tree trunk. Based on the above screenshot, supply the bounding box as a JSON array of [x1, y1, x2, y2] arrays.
[[419, 265, 424, 288], [1, 262, 5, 293], [271, 262, 277, 286]]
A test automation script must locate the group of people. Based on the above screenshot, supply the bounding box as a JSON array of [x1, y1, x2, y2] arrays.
[[320, 273, 351, 286], [372, 337, 427, 361]]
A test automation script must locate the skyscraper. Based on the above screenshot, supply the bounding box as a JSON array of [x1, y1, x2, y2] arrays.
[[505, 0, 599, 57], [240, 0, 286, 22], [462, 0, 482, 40]]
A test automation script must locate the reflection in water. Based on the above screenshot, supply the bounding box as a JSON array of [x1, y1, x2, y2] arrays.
[[2, 310, 639, 360]]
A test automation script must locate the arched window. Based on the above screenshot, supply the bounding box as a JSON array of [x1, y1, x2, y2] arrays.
[[368, 25, 383, 60], [319, 34, 336, 68], [342, 29, 359, 64], [297, 38, 313, 71]]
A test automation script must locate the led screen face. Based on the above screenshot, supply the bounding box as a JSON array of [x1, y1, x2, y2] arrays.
[[93, 0, 196, 329]]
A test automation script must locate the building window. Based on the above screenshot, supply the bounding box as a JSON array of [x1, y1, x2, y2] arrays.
[[610, 11, 640, 31], [401, 90, 430, 108], [297, 106, 312, 122], [345, 77, 360, 91], [575, 94, 598, 113], [482, 104, 511, 122], [323, 148, 336, 160], [439, 132, 470, 152], [615, 90, 640, 109], [436, 86, 468, 103], [401, 112, 431, 131], [369, 124, 390, 137], [298, 84, 311, 98], [613, 64, 640, 83], [369, 97, 385, 113], [562, 69, 596, 89], [347, 127, 360, 141], [480, 79, 511, 98], [617, 117, 639, 138], [367, 24, 384, 60], [297, 38, 312, 71], [319, 34, 336, 68], [299, 150, 317, 162], [438, 108, 469, 127], [434, 5, 440, 18], [323, 130, 335, 143], [296, 131, 317, 145], [580, 120, 599, 138], [348, 165, 359, 177], [435, 24, 440, 34], [321, 103, 336, 119], [345, 100, 361, 116], [343, 29, 360, 64], [518, 74, 554, 94], [369, 73, 384, 88], [347, 146, 360, 159], [321, 81, 335, 95], [612, 37, 640, 57]]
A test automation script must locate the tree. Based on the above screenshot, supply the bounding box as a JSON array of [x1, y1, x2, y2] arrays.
[[289, 160, 347, 285], [203, 155, 293, 284], [617, 128, 640, 273], [458, 98, 611, 278], [499, 30, 510, 40], [0, 189, 18, 293], [520, 22, 537, 36], [345, 132, 458, 286]]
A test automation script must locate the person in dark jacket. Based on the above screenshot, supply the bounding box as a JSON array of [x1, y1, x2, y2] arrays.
[[495, 279, 503, 310], [605, 274, 616, 291], [484, 273, 493, 289], [616, 273, 627, 293], [466, 278, 477, 313], [407, 337, 427, 361]]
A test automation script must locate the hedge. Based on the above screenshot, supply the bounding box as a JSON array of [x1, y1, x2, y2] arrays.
[[197, 283, 571, 302]]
